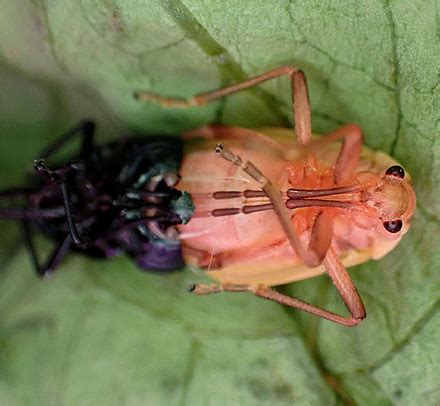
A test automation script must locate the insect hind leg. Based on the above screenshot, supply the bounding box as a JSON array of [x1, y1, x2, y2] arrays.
[[189, 274, 365, 327]]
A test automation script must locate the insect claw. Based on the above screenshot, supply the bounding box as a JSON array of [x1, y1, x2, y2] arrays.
[[41, 270, 55, 280], [215, 144, 242, 166], [75, 236, 91, 249], [33, 159, 59, 182], [33, 159, 47, 175], [187, 284, 197, 292], [33, 158, 45, 168], [187, 283, 222, 295], [214, 143, 224, 155]]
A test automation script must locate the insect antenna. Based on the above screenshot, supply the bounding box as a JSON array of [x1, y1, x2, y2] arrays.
[[213, 190, 267, 199]]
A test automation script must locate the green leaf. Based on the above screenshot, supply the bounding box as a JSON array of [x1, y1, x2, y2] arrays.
[[0, 0, 439, 404]]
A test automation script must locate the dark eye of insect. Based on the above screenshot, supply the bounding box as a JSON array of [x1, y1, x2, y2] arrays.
[[383, 219, 403, 233], [385, 165, 405, 179]]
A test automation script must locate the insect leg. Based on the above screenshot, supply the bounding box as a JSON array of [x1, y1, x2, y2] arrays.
[[323, 247, 366, 321], [33, 160, 86, 247], [311, 124, 363, 184], [252, 247, 366, 326], [215, 144, 322, 267], [135, 66, 312, 145], [188, 283, 249, 295], [37, 120, 95, 161], [0, 187, 35, 198], [21, 221, 72, 277], [189, 249, 366, 327], [0, 188, 66, 219], [0, 188, 33, 217]]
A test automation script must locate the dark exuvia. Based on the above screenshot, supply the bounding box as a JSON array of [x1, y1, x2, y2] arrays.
[[0, 120, 194, 277]]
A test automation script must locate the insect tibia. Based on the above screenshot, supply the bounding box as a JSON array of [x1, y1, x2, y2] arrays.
[[134, 90, 199, 108]]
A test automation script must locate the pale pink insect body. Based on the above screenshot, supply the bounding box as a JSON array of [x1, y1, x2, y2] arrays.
[[178, 126, 415, 287], [136, 66, 416, 326]]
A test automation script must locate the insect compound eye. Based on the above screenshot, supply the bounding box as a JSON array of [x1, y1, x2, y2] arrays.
[[383, 219, 403, 233], [385, 165, 405, 179]]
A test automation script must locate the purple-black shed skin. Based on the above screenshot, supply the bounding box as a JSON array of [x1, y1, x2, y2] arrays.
[[0, 121, 193, 277]]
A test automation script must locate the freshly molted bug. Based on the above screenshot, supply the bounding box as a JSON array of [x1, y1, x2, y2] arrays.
[[0, 66, 416, 326]]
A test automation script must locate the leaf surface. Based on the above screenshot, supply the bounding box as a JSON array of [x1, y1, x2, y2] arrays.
[[0, 1, 439, 404]]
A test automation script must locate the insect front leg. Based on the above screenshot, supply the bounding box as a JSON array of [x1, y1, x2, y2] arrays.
[[135, 66, 312, 146], [312, 124, 363, 184]]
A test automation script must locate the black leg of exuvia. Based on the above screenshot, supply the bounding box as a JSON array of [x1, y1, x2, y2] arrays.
[[0, 120, 95, 204], [20, 220, 41, 275], [0, 187, 66, 219], [21, 220, 72, 277], [0, 121, 96, 276], [33, 160, 87, 248], [0, 187, 35, 199], [58, 181, 86, 247], [31, 120, 96, 248], [42, 234, 72, 276], [37, 119, 96, 162]]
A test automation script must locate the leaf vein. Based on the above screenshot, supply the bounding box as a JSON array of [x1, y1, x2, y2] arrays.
[[384, 0, 403, 156], [160, 0, 290, 126]]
